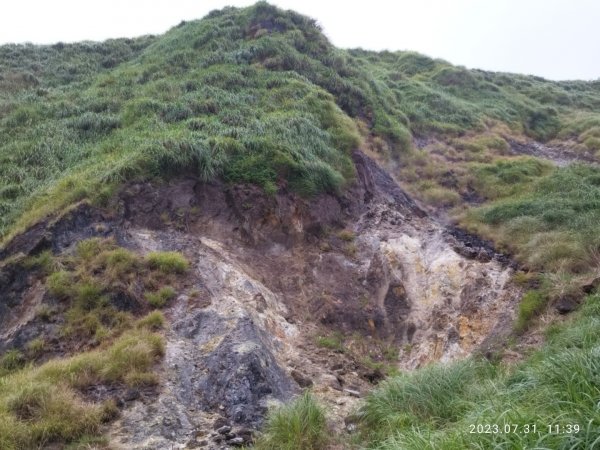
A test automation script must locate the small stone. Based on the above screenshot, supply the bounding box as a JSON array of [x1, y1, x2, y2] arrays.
[[556, 295, 580, 314], [344, 414, 360, 434], [343, 388, 361, 398], [236, 428, 254, 443], [582, 277, 600, 294], [227, 437, 245, 446], [216, 425, 232, 435], [185, 439, 201, 449], [124, 389, 140, 402], [291, 370, 313, 388], [321, 374, 342, 391], [213, 417, 229, 430]]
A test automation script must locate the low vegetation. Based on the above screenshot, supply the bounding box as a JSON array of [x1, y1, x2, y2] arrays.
[[0, 238, 183, 448], [2, 2, 600, 245], [514, 290, 546, 333], [0, 327, 164, 450], [463, 163, 600, 273], [37, 237, 188, 347]]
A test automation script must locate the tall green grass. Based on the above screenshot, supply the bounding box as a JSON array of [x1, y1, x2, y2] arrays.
[[466, 163, 600, 272]]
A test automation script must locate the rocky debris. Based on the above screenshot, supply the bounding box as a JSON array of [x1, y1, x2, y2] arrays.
[[507, 139, 598, 167], [107, 231, 297, 449], [216, 425, 231, 435], [344, 414, 360, 434], [352, 150, 426, 218], [207, 424, 253, 447], [291, 369, 313, 388], [343, 388, 361, 398], [446, 226, 514, 267]]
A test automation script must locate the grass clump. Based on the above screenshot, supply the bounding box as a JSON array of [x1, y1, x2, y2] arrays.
[[315, 332, 344, 352], [514, 290, 546, 332], [0, 350, 25, 377], [145, 251, 189, 274], [47, 270, 74, 299], [464, 163, 600, 273], [145, 286, 176, 308], [136, 311, 166, 330], [337, 229, 355, 241], [254, 392, 329, 450]]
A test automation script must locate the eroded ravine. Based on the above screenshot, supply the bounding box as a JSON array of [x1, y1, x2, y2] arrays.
[[0, 151, 522, 449], [105, 152, 522, 448]]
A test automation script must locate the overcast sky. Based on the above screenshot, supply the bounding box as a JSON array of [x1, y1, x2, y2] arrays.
[[1, 0, 599, 81]]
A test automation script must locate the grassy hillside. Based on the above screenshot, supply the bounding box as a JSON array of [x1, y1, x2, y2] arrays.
[[2, 2, 600, 449], [2, 2, 600, 243]]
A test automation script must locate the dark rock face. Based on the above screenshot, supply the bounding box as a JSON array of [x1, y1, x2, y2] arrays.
[[119, 177, 346, 249], [383, 283, 411, 342], [189, 316, 296, 427], [0, 258, 29, 328], [0, 202, 115, 260]]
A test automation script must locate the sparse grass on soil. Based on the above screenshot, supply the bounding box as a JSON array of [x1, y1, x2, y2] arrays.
[[37, 237, 188, 346], [0, 328, 164, 450]]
